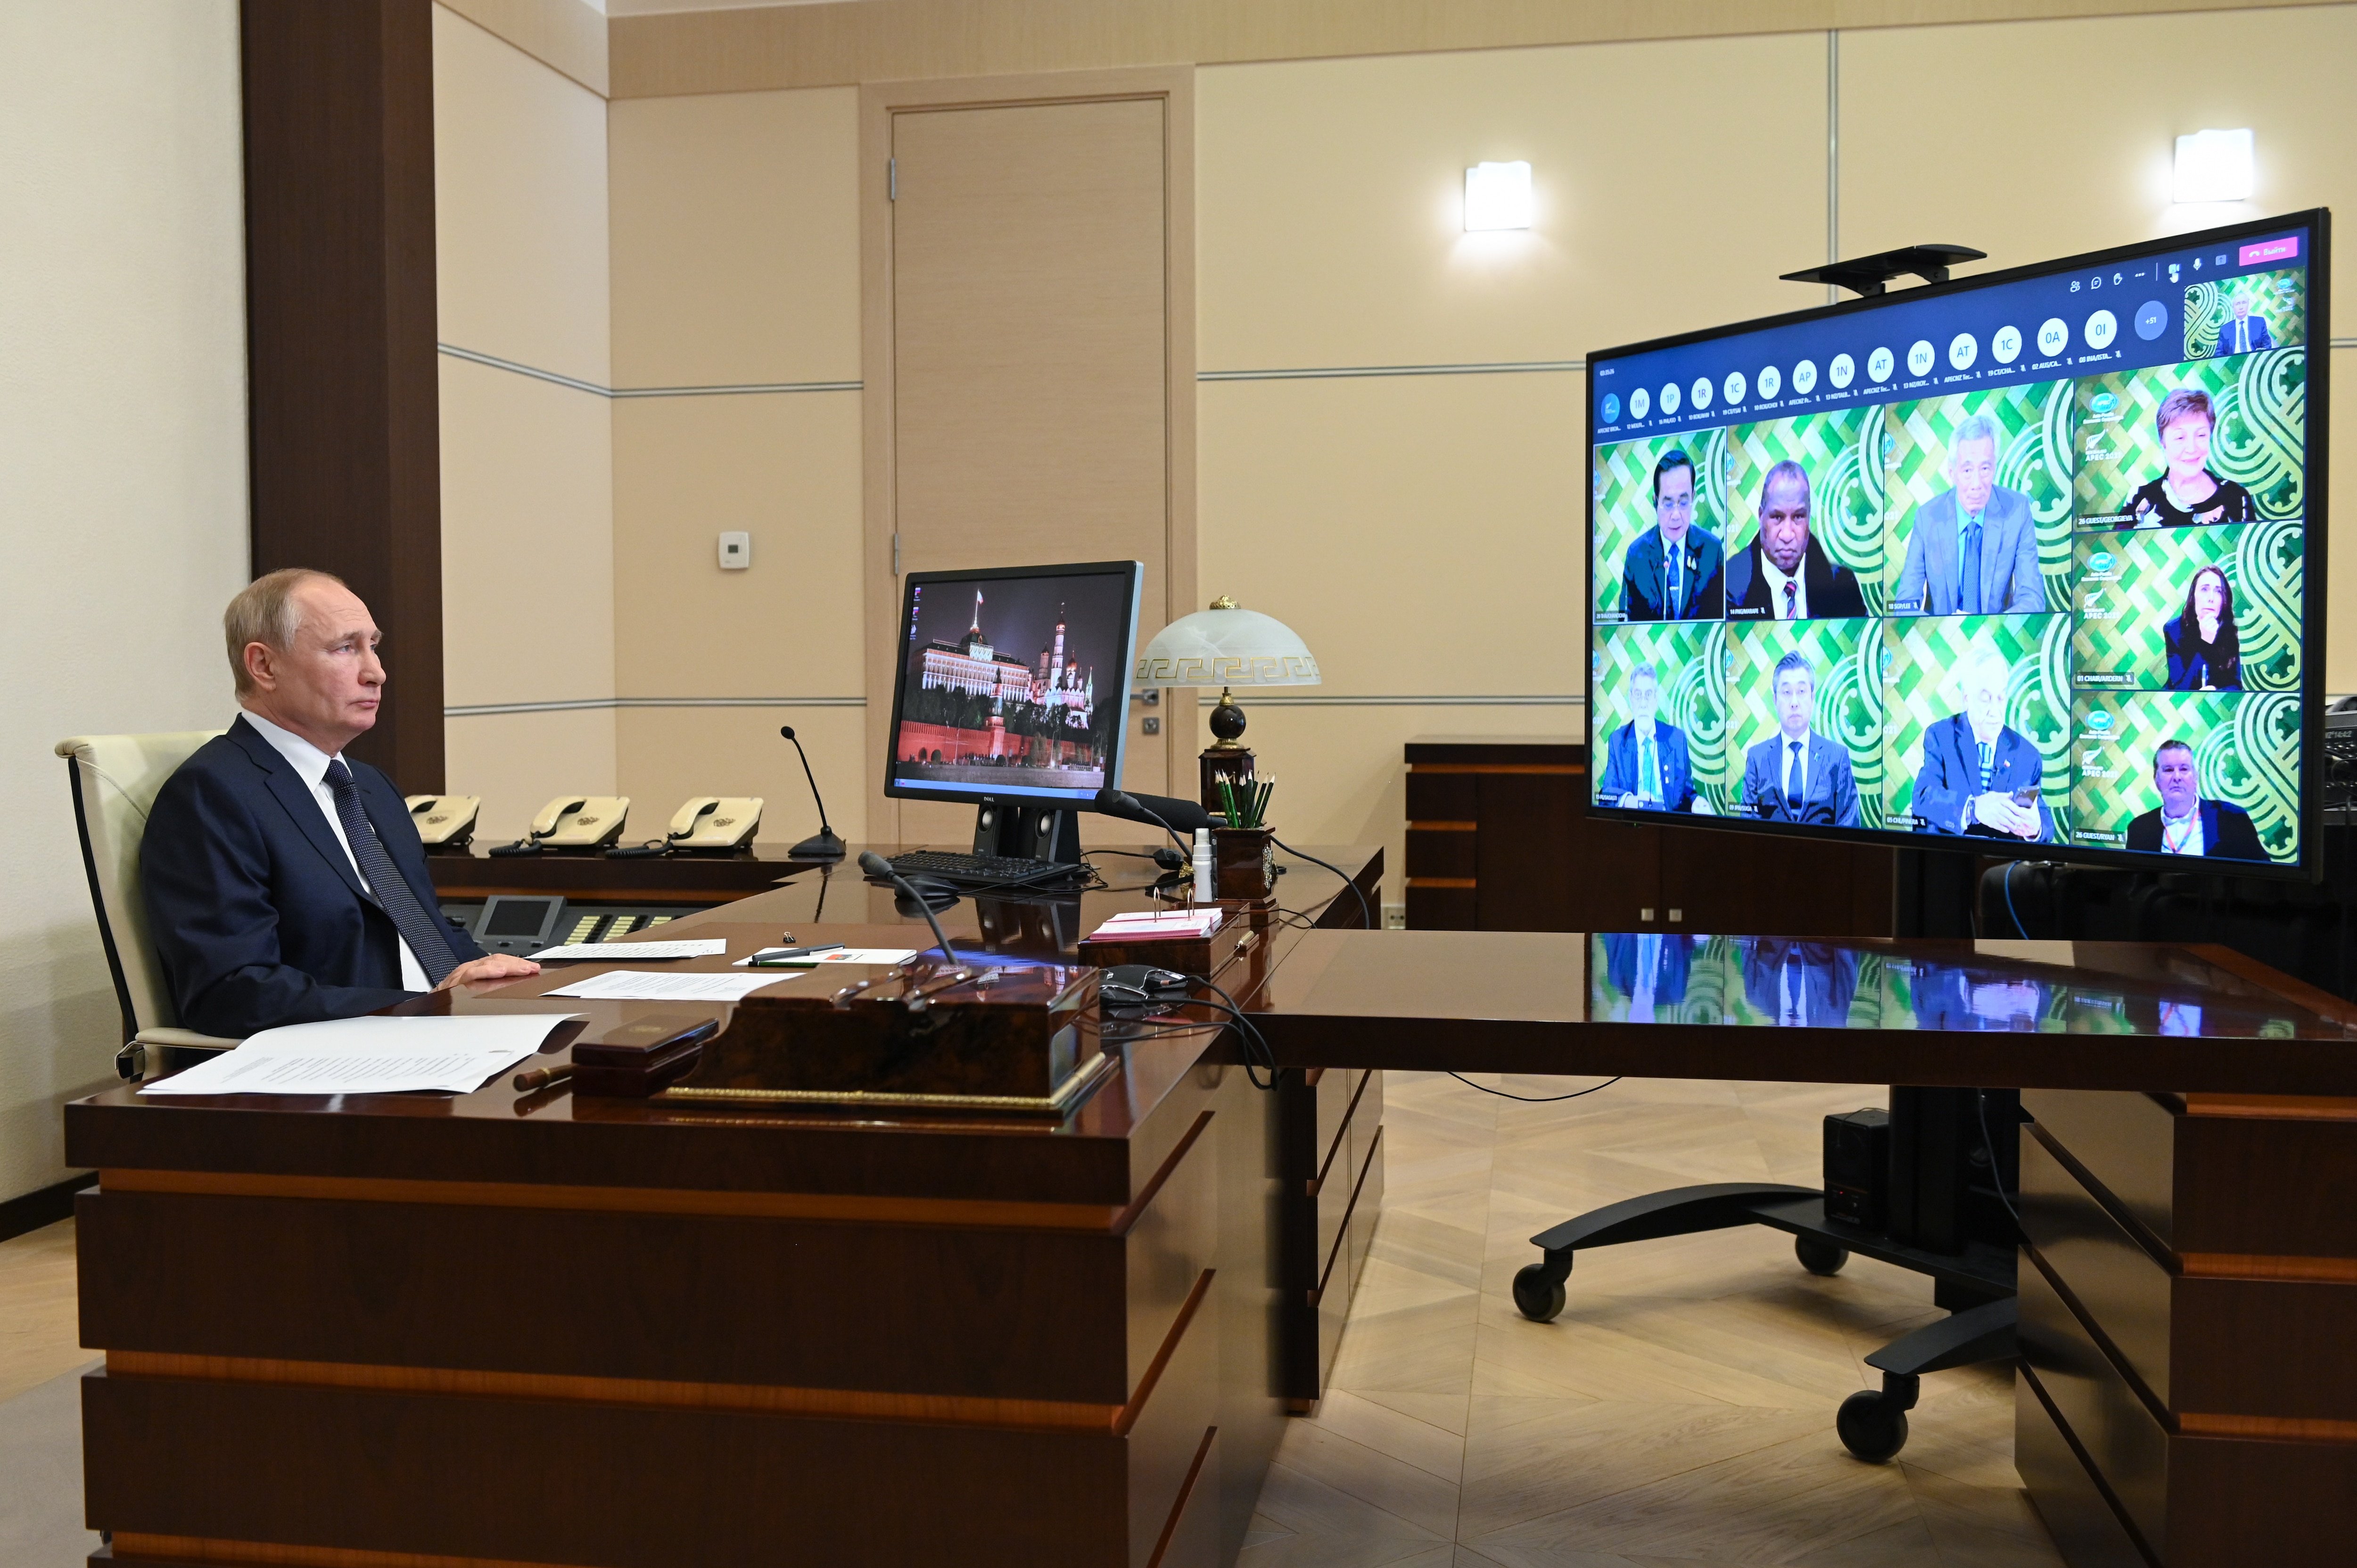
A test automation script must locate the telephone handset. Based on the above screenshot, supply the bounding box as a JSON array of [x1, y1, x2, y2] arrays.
[[404, 794, 480, 850], [610, 796, 763, 857], [487, 795, 631, 856]]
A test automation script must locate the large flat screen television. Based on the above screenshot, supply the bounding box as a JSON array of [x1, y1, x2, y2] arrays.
[[1585, 211, 2328, 876]]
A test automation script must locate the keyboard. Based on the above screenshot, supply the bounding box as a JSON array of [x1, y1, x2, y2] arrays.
[[882, 849, 1084, 888]]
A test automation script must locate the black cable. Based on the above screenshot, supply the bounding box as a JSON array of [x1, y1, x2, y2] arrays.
[[1269, 836, 1375, 929], [1448, 1073, 1623, 1103], [1976, 1088, 2023, 1232]]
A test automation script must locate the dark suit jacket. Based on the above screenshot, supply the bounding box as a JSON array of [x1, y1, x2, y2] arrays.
[[1740, 940, 1858, 1027], [1892, 485, 2044, 616], [2214, 314, 2275, 355], [1741, 731, 1859, 827], [140, 715, 486, 1037], [1911, 715, 2057, 841], [1597, 721, 1695, 812], [1604, 932, 1693, 1014], [1620, 526, 1725, 621], [2124, 799, 2268, 861], [1725, 535, 1868, 620], [2162, 615, 2242, 691]]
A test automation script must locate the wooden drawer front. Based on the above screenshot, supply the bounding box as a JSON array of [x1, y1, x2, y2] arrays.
[[1405, 828, 1477, 880], [2019, 1254, 2169, 1560], [1342, 1124, 1384, 1306], [2021, 1089, 2176, 1250], [85, 1371, 1131, 1567], [1406, 883, 1477, 929], [1405, 771, 1478, 820], [2021, 1134, 2172, 1408], [78, 1190, 1134, 1404], [2176, 1111, 2357, 1259], [1124, 1296, 1220, 1568], [2168, 1428, 2357, 1566], [2172, 1274, 2357, 1423], [2015, 1368, 2151, 1568]]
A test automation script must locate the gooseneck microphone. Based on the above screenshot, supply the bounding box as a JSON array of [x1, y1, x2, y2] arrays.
[[857, 850, 957, 969], [1094, 787, 1209, 862], [779, 726, 846, 860]]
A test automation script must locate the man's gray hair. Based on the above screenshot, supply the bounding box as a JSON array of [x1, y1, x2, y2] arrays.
[[224, 568, 345, 695], [1951, 412, 2003, 460], [1630, 661, 1660, 686], [1957, 644, 2013, 697]]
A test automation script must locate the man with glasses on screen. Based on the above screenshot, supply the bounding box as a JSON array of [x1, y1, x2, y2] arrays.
[[1910, 646, 2054, 840], [1620, 449, 1725, 621], [1892, 414, 2044, 616], [1596, 662, 1695, 812], [2124, 738, 2266, 860], [1726, 460, 1868, 620], [1741, 650, 1859, 826]]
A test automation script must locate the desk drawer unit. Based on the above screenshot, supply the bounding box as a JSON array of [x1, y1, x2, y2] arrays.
[[1278, 1066, 1385, 1407], [2019, 1088, 2357, 1566]]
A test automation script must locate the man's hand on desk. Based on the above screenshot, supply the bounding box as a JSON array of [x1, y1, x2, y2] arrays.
[[434, 954, 542, 993]]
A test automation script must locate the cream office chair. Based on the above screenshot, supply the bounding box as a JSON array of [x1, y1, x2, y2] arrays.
[[56, 731, 239, 1079]]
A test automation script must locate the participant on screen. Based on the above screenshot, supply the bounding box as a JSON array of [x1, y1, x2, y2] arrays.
[[2163, 565, 2242, 691], [1909, 645, 2056, 842], [2128, 389, 2257, 529], [2124, 737, 2266, 860], [2213, 287, 2276, 357], [1619, 449, 1725, 622], [1741, 650, 1859, 826], [1602, 931, 1693, 1024], [1596, 661, 1697, 812], [1891, 413, 2043, 616], [1740, 938, 1858, 1028], [1726, 460, 1868, 620]]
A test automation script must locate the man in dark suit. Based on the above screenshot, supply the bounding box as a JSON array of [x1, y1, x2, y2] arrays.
[[1619, 448, 1724, 621], [1724, 460, 1868, 619], [2124, 739, 2267, 860], [1740, 650, 1859, 826], [1603, 931, 1693, 1023], [1910, 648, 2057, 841], [1740, 939, 1858, 1028], [2213, 290, 2276, 357], [141, 570, 539, 1038], [1595, 662, 1695, 812], [1891, 414, 2046, 616]]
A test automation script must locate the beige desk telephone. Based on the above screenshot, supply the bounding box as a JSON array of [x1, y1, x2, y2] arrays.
[[404, 794, 479, 850], [610, 796, 763, 857], [488, 795, 631, 856]]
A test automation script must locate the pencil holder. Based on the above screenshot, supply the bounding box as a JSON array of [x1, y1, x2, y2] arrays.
[[1212, 826, 1274, 901]]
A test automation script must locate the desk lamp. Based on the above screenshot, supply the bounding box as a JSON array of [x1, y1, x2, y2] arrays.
[[1134, 596, 1320, 813]]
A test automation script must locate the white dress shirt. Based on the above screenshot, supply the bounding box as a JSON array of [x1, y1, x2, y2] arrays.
[[239, 710, 430, 991], [2159, 805, 2205, 857], [1758, 553, 1808, 619]]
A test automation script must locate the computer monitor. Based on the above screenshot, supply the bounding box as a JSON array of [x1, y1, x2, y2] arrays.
[[884, 559, 1144, 856], [1585, 211, 2329, 877]]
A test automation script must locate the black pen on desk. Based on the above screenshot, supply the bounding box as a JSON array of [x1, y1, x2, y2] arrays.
[[749, 942, 847, 966]]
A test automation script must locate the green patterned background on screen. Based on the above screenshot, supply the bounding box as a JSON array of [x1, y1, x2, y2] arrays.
[[1717, 620, 1879, 824], [1880, 614, 2073, 836], [1725, 410, 1880, 611], [1881, 383, 2074, 612], [1591, 623, 1719, 802], [2071, 521, 2303, 691], [2070, 691, 2300, 860], [2183, 267, 2308, 359], [2073, 350, 2305, 524], [1592, 430, 1732, 619]]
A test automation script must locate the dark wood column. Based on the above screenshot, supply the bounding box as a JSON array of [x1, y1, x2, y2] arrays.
[[241, 0, 444, 790]]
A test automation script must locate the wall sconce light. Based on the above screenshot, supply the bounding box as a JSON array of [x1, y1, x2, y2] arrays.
[[2173, 128, 2254, 204], [1464, 160, 1533, 231]]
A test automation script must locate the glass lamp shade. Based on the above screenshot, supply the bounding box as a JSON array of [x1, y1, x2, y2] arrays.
[[1134, 602, 1321, 688]]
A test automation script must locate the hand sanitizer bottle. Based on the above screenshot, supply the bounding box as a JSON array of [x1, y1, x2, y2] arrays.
[[1194, 827, 1215, 904]]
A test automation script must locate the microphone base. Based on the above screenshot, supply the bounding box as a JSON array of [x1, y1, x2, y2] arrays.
[[894, 885, 963, 918], [791, 828, 848, 860]]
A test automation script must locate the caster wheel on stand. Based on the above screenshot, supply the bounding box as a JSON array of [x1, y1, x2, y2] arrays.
[[1796, 1235, 1850, 1276], [1837, 1387, 1912, 1462], [1512, 1258, 1568, 1322]]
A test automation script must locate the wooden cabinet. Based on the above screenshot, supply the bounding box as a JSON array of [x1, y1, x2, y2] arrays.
[[1278, 1066, 1384, 1408], [1405, 737, 1894, 936]]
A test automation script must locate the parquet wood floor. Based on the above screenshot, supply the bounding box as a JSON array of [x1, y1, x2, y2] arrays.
[[1243, 1073, 2063, 1568]]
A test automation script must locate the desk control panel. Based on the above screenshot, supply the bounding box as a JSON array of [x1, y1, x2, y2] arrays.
[[440, 900, 702, 958]]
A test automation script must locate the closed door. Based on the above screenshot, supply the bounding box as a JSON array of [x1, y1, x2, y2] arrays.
[[868, 81, 1191, 846]]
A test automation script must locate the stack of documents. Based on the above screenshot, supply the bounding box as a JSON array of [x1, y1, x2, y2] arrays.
[[527, 938, 728, 961], [544, 969, 799, 1002], [1088, 908, 1222, 942], [138, 1014, 581, 1097]]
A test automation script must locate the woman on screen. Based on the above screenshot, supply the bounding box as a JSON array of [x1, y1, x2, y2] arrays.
[[2128, 389, 2257, 529], [2163, 566, 2242, 691]]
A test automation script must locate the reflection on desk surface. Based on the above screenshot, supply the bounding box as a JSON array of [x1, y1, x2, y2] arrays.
[[1593, 932, 2349, 1039]]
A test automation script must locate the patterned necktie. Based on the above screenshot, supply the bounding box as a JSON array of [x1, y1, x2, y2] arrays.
[[1640, 735, 1660, 802], [1960, 517, 1984, 615], [1666, 550, 1682, 617], [1781, 579, 1797, 619], [1978, 741, 1994, 792], [323, 759, 459, 985], [1786, 740, 1804, 812]]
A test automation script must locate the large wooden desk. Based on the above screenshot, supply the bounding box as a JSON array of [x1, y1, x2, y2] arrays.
[[68, 846, 1381, 1568]]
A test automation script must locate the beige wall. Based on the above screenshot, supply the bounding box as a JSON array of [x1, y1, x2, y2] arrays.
[[0, 0, 250, 1201], [435, 4, 620, 843]]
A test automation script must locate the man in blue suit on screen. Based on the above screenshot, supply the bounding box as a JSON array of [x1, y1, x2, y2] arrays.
[[1910, 646, 2056, 840], [1596, 662, 1695, 812], [1618, 449, 1724, 621], [2214, 289, 2275, 357], [1741, 650, 1859, 826], [1892, 413, 2044, 616], [140, 569, 539, 1038]]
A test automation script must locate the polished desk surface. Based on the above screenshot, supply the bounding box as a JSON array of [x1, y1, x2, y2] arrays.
[[66, 845, 1379, 1204], [1253, 930, 2357, 1096]]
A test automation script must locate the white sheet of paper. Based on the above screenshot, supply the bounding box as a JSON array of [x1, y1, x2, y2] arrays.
[[729, 946, 919, 969], [542, 969, 799, 1002], [527, 938, 729, 961], [138, 1013, 580, 1097]]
